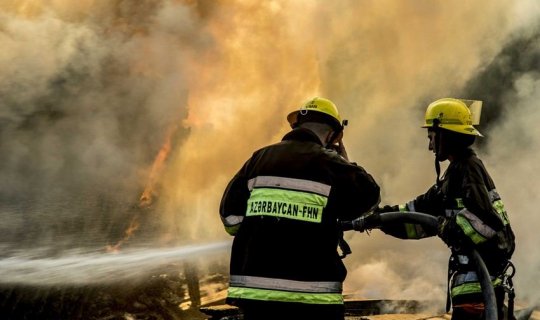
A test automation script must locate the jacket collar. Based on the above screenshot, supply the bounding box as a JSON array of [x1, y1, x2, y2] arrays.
[[450, 147, 476, 162], [282, 128, 323, 146]]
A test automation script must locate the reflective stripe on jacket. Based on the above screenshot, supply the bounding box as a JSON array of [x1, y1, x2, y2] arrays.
[[450, 270, 503, 298], [228, 275, 343, 304], [382, 148, 515, 301], [220, 128, 380, 305]]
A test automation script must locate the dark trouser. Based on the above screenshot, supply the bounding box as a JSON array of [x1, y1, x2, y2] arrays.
[[238, 300, 344, 320], [451, 286, 514, 320]]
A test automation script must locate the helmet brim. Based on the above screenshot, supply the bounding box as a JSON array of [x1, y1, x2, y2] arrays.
[[423, 123, 483, 137], [287, 110, 299, 127]]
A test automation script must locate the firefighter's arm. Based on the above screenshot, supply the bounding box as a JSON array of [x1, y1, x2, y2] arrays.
[[351, 166, 381, 216], [379, 185, 442, 239], [336, 164, 380, 222], [453, 166, 503, 245], [219, 162, 251, 236], [378, 202, 436, 239], [335, 134, 349, 161]]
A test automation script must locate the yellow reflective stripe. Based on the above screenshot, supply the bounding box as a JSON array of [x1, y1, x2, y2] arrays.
[[397, 203, 425, 239], [224, 225, 240, 236], [221, 215, 243, 235], [246, 188, 327, 223], [456, 209, 496, 244], [405, 224, 419, 238], [493, 200, 510, 226], [455, 198, 464, 209], [228, 287, 343, 305], [488, 190, 510, 226], [456, 214, 487, 244], [451, 278, 502, 297], [398, 204, 425, 239]]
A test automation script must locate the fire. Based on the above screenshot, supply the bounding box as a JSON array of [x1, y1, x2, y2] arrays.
[[105, 217, 140, 254], [106, 124, 179, 252], [139, 124, 178, 209]]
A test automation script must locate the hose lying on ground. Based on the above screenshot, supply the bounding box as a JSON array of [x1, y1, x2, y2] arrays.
[[341, 211, 497, 320]]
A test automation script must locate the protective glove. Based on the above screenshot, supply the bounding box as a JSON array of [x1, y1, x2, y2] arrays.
[[374, 205, 399, 214], [350, 212, 381, 232]]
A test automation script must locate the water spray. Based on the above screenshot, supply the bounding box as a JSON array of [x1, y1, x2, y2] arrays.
[[0, 241, 231, 286]]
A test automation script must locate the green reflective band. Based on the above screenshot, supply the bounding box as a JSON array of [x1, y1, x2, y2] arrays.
[[246, 188, 327, 223], [455, 198, 464, 209], [397, 204, 423, 239], [224, 225, 240, 236], [405, 224, 419, 239], [451, 278, 502, 298], [493, 200, 510, 226], [456, 214, 487, 244], [228, 287, 343, 305]]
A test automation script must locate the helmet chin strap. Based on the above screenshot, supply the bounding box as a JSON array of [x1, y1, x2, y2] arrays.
[[435, 152, 442, 188], [433, 119, 442, 189]]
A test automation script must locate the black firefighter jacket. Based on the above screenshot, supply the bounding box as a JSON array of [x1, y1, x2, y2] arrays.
[[219, 127, 380, 305], [382, 148, 515, 303]]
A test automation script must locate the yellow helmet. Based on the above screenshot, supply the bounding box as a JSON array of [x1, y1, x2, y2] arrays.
[[287, 97, 343, 129], [423, 98, 483, 136]]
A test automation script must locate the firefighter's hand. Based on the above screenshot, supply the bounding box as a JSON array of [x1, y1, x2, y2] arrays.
[[374, 205, 399, 214], [350, 212, 381, 232], [335, 134, 349, 161]]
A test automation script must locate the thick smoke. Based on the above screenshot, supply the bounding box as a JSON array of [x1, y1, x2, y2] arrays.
[[457, 11, 540, 306], [0, 0, 539, 307], [0, 1, 205, 248]]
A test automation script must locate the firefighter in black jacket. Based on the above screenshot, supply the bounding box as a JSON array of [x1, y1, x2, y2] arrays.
[[375, 98, 515, 320], [220, 97, 380, 320]]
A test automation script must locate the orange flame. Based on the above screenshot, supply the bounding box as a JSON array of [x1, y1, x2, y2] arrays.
[[105, 217, 140, 253], [106, 124, 179, 252], [139, 124, 178, 208]]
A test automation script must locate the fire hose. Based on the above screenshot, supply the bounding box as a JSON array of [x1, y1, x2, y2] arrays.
[[341, 211, 498, 320]]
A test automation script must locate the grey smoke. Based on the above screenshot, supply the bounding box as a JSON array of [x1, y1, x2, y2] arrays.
[[0, 2, 205, 248], [0, 0, 539, 309]]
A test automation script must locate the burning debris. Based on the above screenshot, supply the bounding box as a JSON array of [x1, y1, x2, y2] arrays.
[[0, 246, 230, 319], [0, 267, 228, 320]]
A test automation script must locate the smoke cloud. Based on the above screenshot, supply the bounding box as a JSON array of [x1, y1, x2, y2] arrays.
[[0, 0, 538, 307]]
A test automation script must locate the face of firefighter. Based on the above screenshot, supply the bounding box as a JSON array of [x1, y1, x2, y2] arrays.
[[427, 129, 449, 161]]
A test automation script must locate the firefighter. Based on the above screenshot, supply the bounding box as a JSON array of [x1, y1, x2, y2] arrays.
[[219, 97, 380, 320], [374, 98, 516, 320]]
